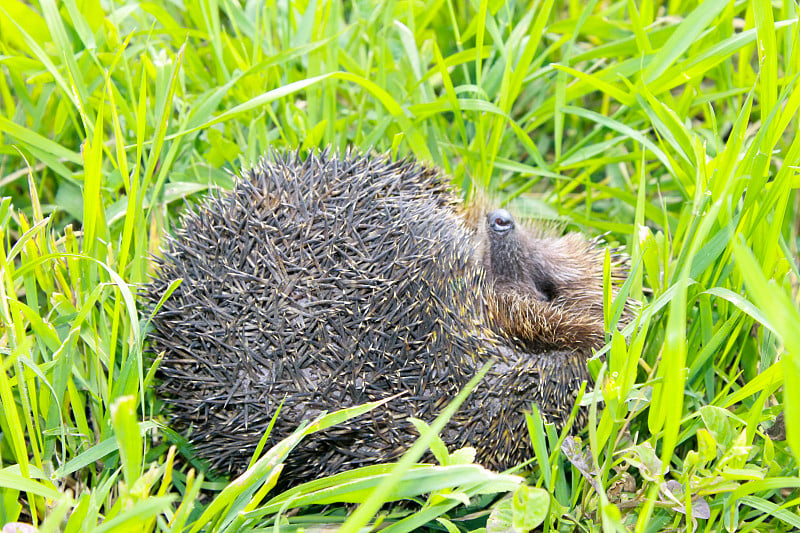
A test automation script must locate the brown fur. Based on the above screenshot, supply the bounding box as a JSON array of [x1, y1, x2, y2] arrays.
[[480, 209, 624, 353]]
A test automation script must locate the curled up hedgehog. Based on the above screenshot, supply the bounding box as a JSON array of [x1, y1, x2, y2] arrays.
[[146, 150, 628, 486]]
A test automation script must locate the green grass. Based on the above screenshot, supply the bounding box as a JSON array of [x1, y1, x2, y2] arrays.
[[1, 0, 799, 530]]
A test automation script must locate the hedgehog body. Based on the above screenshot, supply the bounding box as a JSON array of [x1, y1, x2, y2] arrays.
[[147, 150, 622, 484]]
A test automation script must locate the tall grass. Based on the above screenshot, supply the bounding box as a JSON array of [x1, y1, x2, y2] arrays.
[[0, 0, 798, 531]]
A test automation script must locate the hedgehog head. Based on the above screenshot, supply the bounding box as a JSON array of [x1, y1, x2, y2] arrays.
[[481, 208, 615, 354], [472, 207, 625, 437]]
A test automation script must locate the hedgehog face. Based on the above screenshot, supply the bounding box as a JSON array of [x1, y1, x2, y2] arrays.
[[484, 210, 557, 302], [481, 208, 611, 355]]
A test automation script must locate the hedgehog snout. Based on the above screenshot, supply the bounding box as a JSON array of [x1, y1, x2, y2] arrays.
[[487, 209, 514, 234]]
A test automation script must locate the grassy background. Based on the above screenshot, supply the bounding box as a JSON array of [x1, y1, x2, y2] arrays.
[[1, 0, 799, 531]]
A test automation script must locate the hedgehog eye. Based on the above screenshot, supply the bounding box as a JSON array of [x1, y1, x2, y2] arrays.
[[538, 278, 558, 302]]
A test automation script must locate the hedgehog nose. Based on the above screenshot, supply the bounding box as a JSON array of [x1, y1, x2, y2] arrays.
[[487, 209, 515, 234]]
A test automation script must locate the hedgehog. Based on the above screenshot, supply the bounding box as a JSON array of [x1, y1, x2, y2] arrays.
[[146, 149, 626, 486]]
